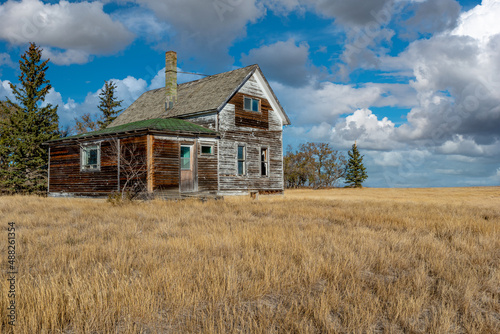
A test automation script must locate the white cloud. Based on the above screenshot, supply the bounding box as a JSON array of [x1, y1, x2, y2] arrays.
[[0, 80, 14, 100], [241, 39, 313, 87], [367, 0, 500, 155], [437, 135, 500, 157], [0, 53, 15, 68], [0, 0, 134, 65], [42, 49, 92, 66], [267, 0, 394, 26], [372, 151, 403, 167], [132, 0, 263, 70], [272, 81, 386, 125], [149, 66, 201, 90], [330, 108, 398, 150], [113, 7, 171, 43], [452, 0, 500, 44]]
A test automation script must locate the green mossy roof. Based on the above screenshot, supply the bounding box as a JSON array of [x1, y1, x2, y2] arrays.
[[47, 118, 216, 143]]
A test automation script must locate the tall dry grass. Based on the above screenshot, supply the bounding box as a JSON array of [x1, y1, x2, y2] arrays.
[[0, 187, 499, 333]]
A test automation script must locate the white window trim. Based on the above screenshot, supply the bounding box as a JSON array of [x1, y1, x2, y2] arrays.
[[243, 96, 261, 112], [237, 144, 246, 176], [260, 146, 269, 177], [80, 142, 101, 172], [200, 143, 214, 156]]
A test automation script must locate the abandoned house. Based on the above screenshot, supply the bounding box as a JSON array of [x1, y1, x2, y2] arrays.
[[44, 51, 291, 197]]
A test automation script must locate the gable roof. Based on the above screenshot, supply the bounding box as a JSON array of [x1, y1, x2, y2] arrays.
[[111, 65, 258, 127], [45, 118, 217, 144], [110, 64, 290, 127]]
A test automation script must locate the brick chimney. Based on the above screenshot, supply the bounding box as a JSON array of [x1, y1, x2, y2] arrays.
[[165, 51, 177, 110]]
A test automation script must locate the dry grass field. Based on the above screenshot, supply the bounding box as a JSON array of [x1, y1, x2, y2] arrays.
[[0, 187, 499, 333]]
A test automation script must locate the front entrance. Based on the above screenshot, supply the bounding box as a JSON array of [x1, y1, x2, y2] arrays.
[[180, 145, 196, 192]]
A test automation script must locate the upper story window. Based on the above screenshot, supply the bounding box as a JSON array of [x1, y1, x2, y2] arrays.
[[81, 144, 100, 171], [244, 97, 260, 112]]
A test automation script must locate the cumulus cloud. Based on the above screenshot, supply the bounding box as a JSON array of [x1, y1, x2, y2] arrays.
[[452, 0, 500, 43], [402, 0, 461, 38], [112, 7, 171, 44], [241, 39, 313, 87], [273, 78, 418, 126], [42, 49, 92, 66], [41, 74, 150, 129], [132, 0, 263, 70], [309, 0, 393, 26], [330, 108, 398, 150], [273, 81, 384, 125], [357, 0, 500, 153], [0, 80, 15, 101], [267, 0, 394, 26], [0, 0, 134, 65]]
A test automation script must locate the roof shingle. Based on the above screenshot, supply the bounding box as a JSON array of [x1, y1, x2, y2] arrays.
[[110, 64, 258, 127]]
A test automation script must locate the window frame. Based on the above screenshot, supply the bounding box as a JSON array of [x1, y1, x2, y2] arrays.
[[80, 142, 101, 172], [260, 147, 269, 177], [237, 144, 246, 176], [200, 144, 214, 156], [180, 145, 192, 171], [243, 96, 260, 112]]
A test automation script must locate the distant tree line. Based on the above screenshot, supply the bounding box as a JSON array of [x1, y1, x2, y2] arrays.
[[284, 142, 367, 189]]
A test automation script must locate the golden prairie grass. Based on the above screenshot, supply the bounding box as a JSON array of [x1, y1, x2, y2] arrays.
[[0, 187, 499, 333]]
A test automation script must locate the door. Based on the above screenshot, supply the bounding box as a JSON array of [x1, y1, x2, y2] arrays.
[[180, 145, 196, 192]]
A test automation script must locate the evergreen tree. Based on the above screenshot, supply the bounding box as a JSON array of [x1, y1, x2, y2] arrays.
[[97, 80, 123, 129], [0, 43, 59, 194], [345, 142, 367, 188]]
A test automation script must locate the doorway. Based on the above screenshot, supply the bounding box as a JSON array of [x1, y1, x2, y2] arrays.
[[180, 145, 196, 192]]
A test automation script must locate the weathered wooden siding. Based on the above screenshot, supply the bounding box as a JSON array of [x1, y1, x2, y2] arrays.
[[217, 73, 285, 194], [183, 113, 217, 131], [49, 136, 149, 196], [218, 131, 283, 192], [238, 75, 282, 131], [49, 140, 119, 195], [153, 136, 218, 194], [153, 137, 179, 194], [231, 92, 269, 130], [197, 140, 218, 192], [119, 136, 148, 192]]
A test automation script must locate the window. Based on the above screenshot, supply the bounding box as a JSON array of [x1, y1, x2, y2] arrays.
[[180, 146, 191, 170], [81, 144, 100, 171], [244, 96, 260, 112], [201, 145, 213, 155], [237, 145, 246, 176], [261, 147, 268, 176]]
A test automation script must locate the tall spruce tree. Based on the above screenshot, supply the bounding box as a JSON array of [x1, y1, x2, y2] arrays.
[[0, 43, 59, 194], [97, 80, 123, 129], [345, 142, 368, 188]]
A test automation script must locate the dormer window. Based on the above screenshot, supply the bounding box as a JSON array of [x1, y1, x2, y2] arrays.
[[244, 97, 260, 112], [81, 143, 101, 171]]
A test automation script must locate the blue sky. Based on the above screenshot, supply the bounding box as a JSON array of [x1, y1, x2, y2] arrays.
[[1, 0, 499, 188]]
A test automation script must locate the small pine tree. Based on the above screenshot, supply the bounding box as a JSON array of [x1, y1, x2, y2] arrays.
[[345, 142, 367, 188], [0, 43, 59, 194], [97, 80, 123, 129]]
